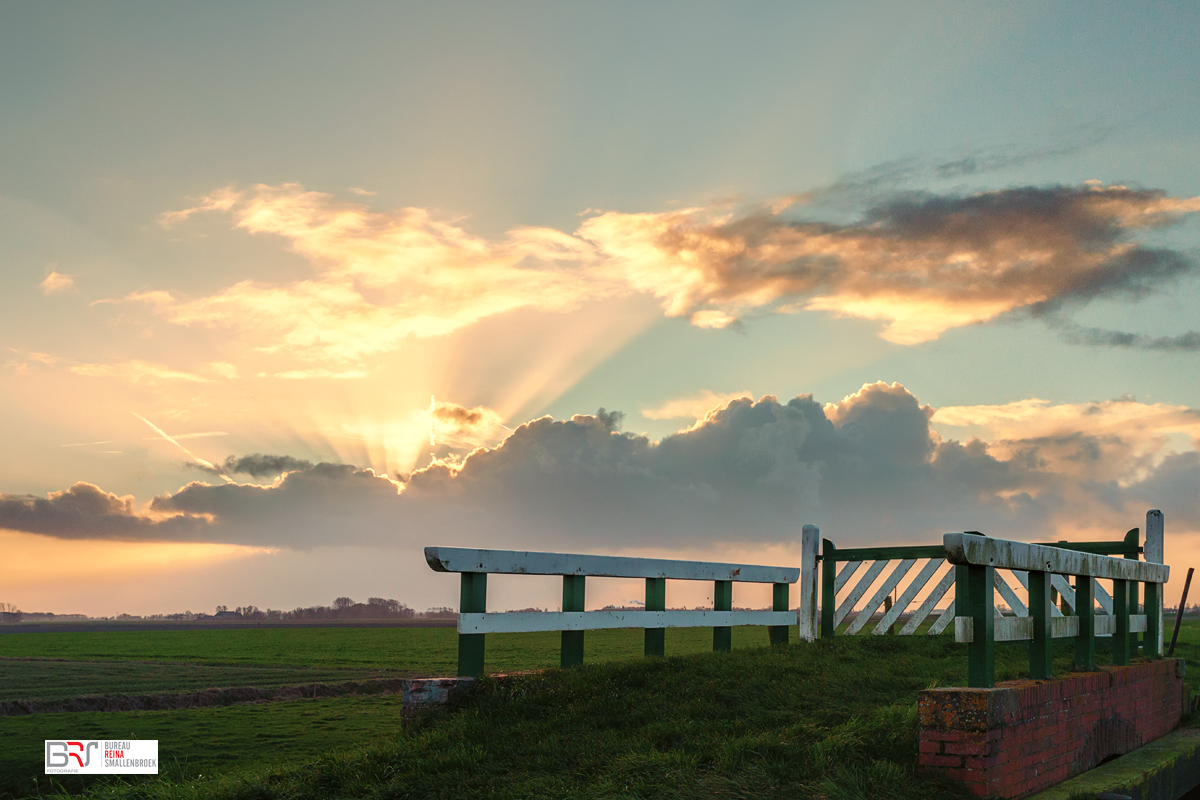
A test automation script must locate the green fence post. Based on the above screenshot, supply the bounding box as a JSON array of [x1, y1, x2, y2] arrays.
[[1113, 577, 1131, 666], [1124, 527, 1141, 655], [1144, 580, 1161, 659], [955, 564, 970, 626], [561, 575, 585, 668], [645, 577, 665, 657], [1075, 575, 1095, 671], [458, 572, 487, 677], [770, 583, 790, 646], [1029, 570, 1052, 679], [821, 539, 836, 638], [713, 579, 732, 652], [967, 564, 994, 688]]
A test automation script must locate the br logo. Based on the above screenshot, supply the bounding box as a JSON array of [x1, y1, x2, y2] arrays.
[[46, 741, 99, 768]]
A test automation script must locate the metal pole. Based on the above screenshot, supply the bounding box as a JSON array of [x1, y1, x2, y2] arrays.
[[1168, 567, 1194, 657]]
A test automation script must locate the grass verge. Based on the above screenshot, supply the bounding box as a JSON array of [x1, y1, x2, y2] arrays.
[[10, 634, 1127, 800]]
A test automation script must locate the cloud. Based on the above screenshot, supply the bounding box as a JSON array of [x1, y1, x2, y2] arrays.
[[39, 270, 75, 294], [0, 482, 209, 541], [432, 401, 503, 433], [223, 454, 315, 477], [144, 184, 617, 361], [157, 187, 240, 227], [68, 360, 211, 384], [14, 382, 1196, 551], [187, 454, 316, 479], [1048, 319, 1200, 352], [134, 181, 1200, 361], [932, 395, 1200, 443], [578, 184, 1200, 344], [208, 362, 239, 379], [270, 368, 371, 380], [642, 389, 753, 420]]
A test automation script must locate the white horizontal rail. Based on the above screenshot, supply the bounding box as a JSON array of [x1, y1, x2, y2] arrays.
[[426, 547, 798, 583], [459, 609, 796, 634], [943, 534, 1169, 583], [954, 614, 1147, 643]]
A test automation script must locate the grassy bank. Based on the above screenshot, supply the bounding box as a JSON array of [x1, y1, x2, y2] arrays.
[[4, 622, 1197, 800], [13, 634, 1117, 800]]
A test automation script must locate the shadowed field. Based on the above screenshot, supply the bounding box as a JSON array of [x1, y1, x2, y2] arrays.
[[0, 621, 1196, 800]]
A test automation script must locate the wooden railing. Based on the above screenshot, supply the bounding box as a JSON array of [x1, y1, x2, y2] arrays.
[[819, 512, 1164, 654], [946, 532, 1169, 687], [424, 544, 807, 677]]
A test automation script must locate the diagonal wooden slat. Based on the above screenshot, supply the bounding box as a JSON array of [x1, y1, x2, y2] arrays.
[[873, 558, 942, 635], [847, 559, 917, 634], [900, 567, 955, 635], [1051, 574, 1076, 612], [1011, 571, 1064, 617], [929, 599, 956, 635], [834, 561, 862, 593], [1095, 581, 1113, 614], [995, 570, 1028, 617], [834, 560, 887, 627]]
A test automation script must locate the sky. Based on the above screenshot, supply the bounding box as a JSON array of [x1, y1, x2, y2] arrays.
[[2, 2, 1200, 617]]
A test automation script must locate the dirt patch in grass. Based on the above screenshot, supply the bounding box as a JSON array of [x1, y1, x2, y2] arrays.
[[0, 677, 408, 716]]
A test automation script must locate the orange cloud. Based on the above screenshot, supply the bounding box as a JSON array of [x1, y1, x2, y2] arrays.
[[68, 360, 211, 383], [141, 182, 1200, 357], [932, 396, 1200, 485], [39, 270, 75, 294], [578, 184, 1200, 343], [642, 389, 753, 421], [147, 184, 620, 361]]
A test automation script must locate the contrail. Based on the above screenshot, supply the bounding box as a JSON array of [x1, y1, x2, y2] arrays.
[[131, 412, 234, 483]]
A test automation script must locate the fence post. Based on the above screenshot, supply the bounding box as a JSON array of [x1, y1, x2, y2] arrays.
[[458, 572, 487, 677], [1113, 578, 1131, 666], [1124, 527, 1141, 654], [561, 575, 586, 668], [966, 564, 994, 688], [821, 539, 836, 638], [799, 524, 819, 641], [1147, 510, 1164, 656], [713, 580, 732, 652], [645, 578, 665, 657], [1075, 576, 1095, 671], [770, 583, 790, 645], [1029, 570, 1052, 679]]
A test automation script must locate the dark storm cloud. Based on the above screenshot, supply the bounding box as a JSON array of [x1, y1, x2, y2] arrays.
[[0, 482, 209, 541]]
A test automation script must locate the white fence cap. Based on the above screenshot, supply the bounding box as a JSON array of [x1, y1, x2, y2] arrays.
[[425, 546, 799, 583], [943, 533, 1169, 583]]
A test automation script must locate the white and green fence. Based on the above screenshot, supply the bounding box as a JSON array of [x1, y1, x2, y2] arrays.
[[426, 510, 1166, 685], [945, 529, 1169, 687], [424, 542, 811, 677]]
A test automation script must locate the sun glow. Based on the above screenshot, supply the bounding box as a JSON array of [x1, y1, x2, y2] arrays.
[[0, 529, 274, 590]]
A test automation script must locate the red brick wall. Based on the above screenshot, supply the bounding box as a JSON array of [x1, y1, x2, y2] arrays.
[[918, 659, 1185, 799]]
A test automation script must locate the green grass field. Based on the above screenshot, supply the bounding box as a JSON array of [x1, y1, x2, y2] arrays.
[[0, 660, 399, 704], [1, 621, 1196, 800], [0, 625, 782, 674]]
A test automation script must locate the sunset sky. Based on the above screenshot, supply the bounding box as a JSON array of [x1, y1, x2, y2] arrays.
[[3, 3, 1200, 616]]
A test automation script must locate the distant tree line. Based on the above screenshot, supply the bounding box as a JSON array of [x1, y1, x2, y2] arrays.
[[184, 597, 454, 622], [0, 598, 458, 623]]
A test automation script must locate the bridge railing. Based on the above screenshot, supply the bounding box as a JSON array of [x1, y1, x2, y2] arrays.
[[945, 532, 1170, 687], [818, 512, 1164, 655], [425, 544, 805, 677]]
